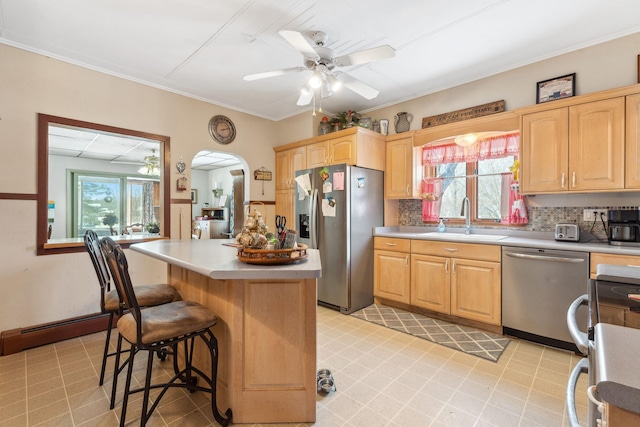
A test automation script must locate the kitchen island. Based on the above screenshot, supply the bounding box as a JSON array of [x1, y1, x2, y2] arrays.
[[130, 239, 322, 424]]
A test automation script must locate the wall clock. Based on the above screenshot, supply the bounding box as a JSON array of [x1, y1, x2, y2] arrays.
[[208, 115, 236, 145]]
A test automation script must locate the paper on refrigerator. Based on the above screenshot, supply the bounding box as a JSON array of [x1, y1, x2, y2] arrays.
[[295, 173, 312, 200]]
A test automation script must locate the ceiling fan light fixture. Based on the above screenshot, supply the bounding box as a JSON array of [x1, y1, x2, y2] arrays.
[[328, 74, 342, 92], [138, 149, 160, 176], [320, 80, 333, 98], [308, 71, 323, 89]]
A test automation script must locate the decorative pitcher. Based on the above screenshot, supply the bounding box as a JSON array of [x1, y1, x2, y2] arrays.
[[394, 112, 413, 133]]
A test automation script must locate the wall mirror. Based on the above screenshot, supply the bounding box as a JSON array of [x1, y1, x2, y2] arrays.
[[37, 114, 170, 255]]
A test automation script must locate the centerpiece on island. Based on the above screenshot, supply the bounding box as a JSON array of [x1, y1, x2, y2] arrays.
[[234, 208, 307, 265]]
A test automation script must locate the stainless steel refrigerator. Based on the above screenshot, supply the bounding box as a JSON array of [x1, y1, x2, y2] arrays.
[[295, 164, 383, 314]]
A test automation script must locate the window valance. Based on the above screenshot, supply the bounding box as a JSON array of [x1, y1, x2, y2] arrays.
[[422, 132, 519, 167]]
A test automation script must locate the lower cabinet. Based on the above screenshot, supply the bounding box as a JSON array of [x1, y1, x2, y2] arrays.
[[375, 237, 502, 326], [373, 237, 411, 304]]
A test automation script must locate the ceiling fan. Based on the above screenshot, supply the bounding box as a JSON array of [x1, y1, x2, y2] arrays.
[[243, 30, 395, 105]]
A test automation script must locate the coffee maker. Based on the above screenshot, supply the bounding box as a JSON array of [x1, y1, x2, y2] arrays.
[[608, 209, 640, 246]]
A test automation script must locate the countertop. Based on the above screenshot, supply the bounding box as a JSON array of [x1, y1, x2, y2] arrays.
[[374, 226, 640, 256], [595, 323, 640, 413], [130, 239, 322, 280]]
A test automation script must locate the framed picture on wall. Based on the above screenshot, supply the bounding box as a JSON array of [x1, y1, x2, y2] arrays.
[[190, 189, 197, 204], [536, 73, 576, 103]]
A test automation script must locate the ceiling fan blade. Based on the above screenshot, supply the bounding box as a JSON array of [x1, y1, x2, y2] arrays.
[[336, 73, 379, 100], [243, 67, 306, 81], [296, 88, 314, 106], [279, 30, 320, 60], [334, 45, 395, 67]]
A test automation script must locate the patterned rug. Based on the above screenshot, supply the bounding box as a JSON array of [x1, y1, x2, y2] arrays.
[[351, 304, 510, 362]]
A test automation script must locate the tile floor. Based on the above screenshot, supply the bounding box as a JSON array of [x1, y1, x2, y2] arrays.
[[0, 306, 589, 426]]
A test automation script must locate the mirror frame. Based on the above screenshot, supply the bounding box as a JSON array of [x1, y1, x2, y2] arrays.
[[37, 114, 171, 255]]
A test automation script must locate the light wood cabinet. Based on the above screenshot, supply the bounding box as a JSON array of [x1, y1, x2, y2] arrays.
[[626, 93, 640, 189], [306, 130, 384, 169], [605, 403, 640, 426], [385, 133, 423, 199], [521, 97, 625, 193], [375, 237, 501, 326], [274, 127, 385, 222], [411, 240, 501, 325], [374, 238, 411, 304], [411, 254, 449, 313], [590, 252, 640, 278], [274, 146, 306, 221], [275, 146, 306, 190]]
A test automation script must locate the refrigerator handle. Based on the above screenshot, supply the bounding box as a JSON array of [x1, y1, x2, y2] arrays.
[[309, 188, 318, 249]]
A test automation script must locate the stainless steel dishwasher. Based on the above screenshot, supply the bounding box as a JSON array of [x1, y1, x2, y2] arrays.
[[502, 246, 589, 352]]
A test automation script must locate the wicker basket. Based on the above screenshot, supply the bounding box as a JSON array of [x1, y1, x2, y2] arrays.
[[236, 243, 308, 265]]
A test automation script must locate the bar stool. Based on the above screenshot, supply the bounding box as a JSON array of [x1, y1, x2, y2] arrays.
[[83, 230, 180, 407], [100, 237, 232, 427]]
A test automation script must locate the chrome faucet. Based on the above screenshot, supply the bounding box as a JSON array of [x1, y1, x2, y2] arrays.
[[461, 197, 471, 234]]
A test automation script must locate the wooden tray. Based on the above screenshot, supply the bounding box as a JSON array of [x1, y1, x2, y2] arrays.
[[235, 243, 308, 265]]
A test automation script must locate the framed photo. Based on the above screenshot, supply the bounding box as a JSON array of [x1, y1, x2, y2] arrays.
[[379, 119, 389, 136], [536, 73, 576, 104], [190, 189, 197, 204]]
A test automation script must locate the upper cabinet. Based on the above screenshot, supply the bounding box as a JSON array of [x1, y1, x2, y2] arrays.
[[521, 97, 624, 193], [276, 146, 306, 190], [385, 132, 423, 199], [305, 128, 385, 170], [274, 127, 385, 219], [626, 93, 640, 189]]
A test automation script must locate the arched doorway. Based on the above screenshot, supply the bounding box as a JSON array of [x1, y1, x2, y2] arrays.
[[190, 150, 248, 238]]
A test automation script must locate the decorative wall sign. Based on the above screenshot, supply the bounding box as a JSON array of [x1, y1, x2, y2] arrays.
[[421, 100, 505, 128], [536, 73, 576, 104], [254, 167, 272, 181], [176, 176, 187, 191]]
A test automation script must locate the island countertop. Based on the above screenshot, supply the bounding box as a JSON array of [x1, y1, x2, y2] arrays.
[[130, 238, 322, 280]]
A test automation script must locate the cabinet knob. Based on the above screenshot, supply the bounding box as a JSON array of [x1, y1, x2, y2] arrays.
[[406, 185, 410, 195], [405, 255, 409, 267], [443, 248, 458, 252], [561, 173, 565, 188], [385, 242, 397, 247], [572, 172, 576, 188]]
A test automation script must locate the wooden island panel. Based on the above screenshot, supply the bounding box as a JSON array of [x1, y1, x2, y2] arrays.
[[167, 265, 317, 424]]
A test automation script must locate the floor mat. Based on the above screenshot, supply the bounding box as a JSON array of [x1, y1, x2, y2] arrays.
[[351, 304, 510, 362]]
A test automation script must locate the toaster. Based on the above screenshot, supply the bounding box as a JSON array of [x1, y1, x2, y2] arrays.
[[555, 223, 580, 242]]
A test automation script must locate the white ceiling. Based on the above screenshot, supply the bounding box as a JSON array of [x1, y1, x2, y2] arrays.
[[2, 0, 640, 121]]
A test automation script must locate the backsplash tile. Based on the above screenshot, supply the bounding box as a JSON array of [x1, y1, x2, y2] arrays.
[[398, 200, 639, 237]]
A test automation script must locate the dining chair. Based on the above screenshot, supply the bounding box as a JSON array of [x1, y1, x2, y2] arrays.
[[83, 230, 180, 408], [100, 237, 232, 426]]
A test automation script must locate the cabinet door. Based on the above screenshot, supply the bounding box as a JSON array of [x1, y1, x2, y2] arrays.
[[275, 188, 294, 228], [626, 93, 640, 188], [306, 141, 328, 168], [569, 97, 624, 191], [411, 254, 450, 314], [329, 135, 356, 165], [275, 151, 291, 190], [289, 146, 307, 181], [450, 258, 501, 325], [374, 250, 410, 304], [386, 136, 414, 199], [521, 108, 569, 193]]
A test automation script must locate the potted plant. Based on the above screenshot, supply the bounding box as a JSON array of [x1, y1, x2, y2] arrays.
[[145, 221, 160, 234], [329, 110, 360, 130], [102, 213, 119, 235]]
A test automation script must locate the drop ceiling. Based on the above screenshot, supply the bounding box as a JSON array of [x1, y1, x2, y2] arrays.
[[2, 0, 640, 121]]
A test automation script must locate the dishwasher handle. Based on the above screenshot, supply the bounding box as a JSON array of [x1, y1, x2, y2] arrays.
[[504, 252, 586, 263], [567, 294, 589, 355]]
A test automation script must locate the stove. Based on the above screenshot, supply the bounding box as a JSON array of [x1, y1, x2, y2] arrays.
[[566, 264, 640, 427]]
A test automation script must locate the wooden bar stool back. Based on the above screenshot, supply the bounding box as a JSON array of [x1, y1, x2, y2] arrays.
[[100, 237, 232, 427]]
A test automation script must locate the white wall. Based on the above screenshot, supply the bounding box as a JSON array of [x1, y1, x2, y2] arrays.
[[0, 43, 278, 331], [2, 32, 640, 332]]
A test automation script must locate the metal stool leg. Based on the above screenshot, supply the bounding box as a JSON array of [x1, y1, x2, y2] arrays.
[[119, 343, 136, 427], [99, 312, 115, 386]]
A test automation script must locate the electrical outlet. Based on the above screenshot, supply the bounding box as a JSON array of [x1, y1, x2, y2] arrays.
[[583, 209, 608, 221]]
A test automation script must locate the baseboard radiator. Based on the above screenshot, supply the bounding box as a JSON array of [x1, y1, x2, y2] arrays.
[[0, 312, 114, 356]]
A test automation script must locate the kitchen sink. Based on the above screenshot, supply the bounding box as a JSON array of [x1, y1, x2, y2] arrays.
[[414, 232, 508, 242]]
